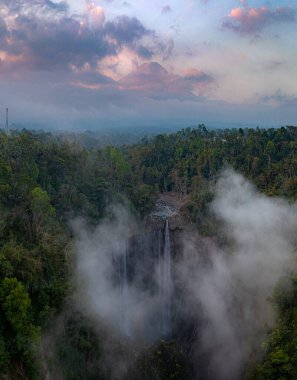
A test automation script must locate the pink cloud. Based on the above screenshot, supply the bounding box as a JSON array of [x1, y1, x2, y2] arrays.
[[0, 0, 171, 75], [87, 3, 105, 27], [183, 68, 211, 82], [223, 5, 296, 35], [118, 62, 214, 100]]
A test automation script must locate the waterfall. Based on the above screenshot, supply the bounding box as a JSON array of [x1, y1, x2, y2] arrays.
[[158, 229, 162, 299], [162, 218, 172, 336], [117, 241, 130, 337], [113, 223, 173, 339], [123, 241, 130, 336]]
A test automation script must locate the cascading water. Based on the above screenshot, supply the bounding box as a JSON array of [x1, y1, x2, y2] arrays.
[[158, 229, 162, 297], [123, 241, 130, 336], [161, 218, 172, 336], [117, 241, 130, 337], [113, 216, 173, 339]]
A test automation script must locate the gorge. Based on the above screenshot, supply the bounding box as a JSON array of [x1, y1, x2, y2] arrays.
[[73, 170, 297, 380]]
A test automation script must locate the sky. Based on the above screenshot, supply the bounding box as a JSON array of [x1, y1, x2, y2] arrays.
[[0, 0, 296, 130]]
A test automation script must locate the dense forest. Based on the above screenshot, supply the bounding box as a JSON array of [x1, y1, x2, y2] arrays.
[[0, 125, 297, 379]]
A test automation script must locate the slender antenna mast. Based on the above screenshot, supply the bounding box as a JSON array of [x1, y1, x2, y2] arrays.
[[5, 108, 8, 134]]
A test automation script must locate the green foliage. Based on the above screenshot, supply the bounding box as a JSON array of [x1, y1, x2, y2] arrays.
[[125, 125, 297, 229], [0, 277, 31, 330], [0, 334, 10, 372], [0, 129, 147, 377], [0, 277, 40, 379], [131, 184, 157, 215], [31, 187, 55, 217], [125, 340, 193, 380], [0, 242, 42, 288], [0, 126, 296, 378], [53, 312, 103, 380], [252, 277, 297, 379]]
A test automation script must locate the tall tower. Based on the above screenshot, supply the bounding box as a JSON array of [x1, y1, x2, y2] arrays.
[[5, 108, 8, 134]]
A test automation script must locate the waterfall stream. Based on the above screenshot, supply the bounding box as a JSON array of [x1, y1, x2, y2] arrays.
[[123, 241, 129, 336], [117, 241, 130, 337], [161, 219, 172, 336], [115, 218, 173, 339]]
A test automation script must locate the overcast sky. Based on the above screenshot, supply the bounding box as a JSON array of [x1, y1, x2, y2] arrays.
[[0, 0, 296, 130]]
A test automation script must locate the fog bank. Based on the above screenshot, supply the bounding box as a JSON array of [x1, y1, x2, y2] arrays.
[[73, 169, 297, 379], [177, 169, 297, 379]]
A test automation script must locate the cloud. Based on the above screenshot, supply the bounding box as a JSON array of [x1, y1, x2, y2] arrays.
[[0, 18, 8, 43], [265, 60, 284, 70], [104, 16, 151, 46], [0, 0, 166, 73], [0, 0, 68, 17], [161, 5, 172, 14], [69, 70, 116, 90], [118, 62, 214, 100], [259, 89, 297, 107], [222, 5, 296, 35], [43, 0, 69, 12], [87, 3, 105, 27], [104, 15, 155, 59], [11, 17, 115, 70], [183, 67, 213, 83]]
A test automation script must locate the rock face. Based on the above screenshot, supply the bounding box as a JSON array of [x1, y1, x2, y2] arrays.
[[141, 192, 190, 265], [110, 193, 191, 340], [145, 192, 190, 231]]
